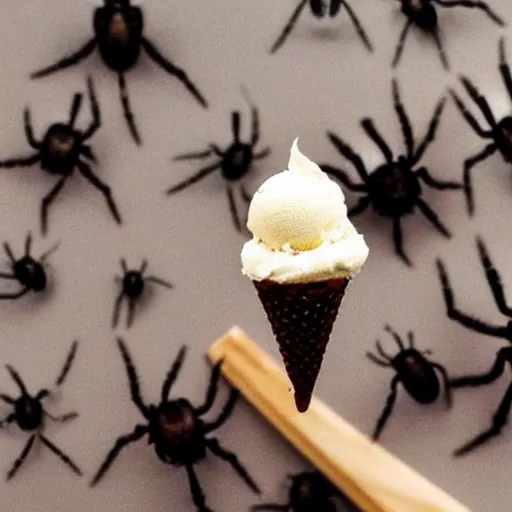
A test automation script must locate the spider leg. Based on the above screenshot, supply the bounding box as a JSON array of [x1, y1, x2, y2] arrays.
[[160, 346, 187, 402], [476, 237, 512, 316], [348, 196, 371, 217], [126, 297, 137, 329], [40, 177, 67, 236], [459, 76, 497, 127], [361, 119, 394, 162], [204, 388, 239, 434], [196, 361, 223, 415], [141, 37, 208, 108], [82, 76, 101, 140], [240, 184, 252, 203], [55, 340, 79, 387], [89, 424, 149, 486], [366, 352, 392, 368], [173, 149, 213, 162], [463, 143, 497, 216], [326, 132, 369, 181], [432, 363, 453, 408], [116, 338, 150, 418], [0, 394, 15, 405], [112, 291, 124, 329], [231, 111, 241, 143], [392, 79, 414, 159], [392, 217, 411, 266], [372, 375, 400, 441], [3, 243, 15, 263], [76, 160, 122, 225], [23, 108, 39, 148], [120, 258, 128, 274], [416, 199, 450, 238], [0, 288, 30, 300], [80, 145, 97, 163], [342, 0, 373, 52], [166, 162, 221, 195], [38, 434, 82, 476], [431, 29, 450, 71], [0, 272, 16, 280], [6, 434, 36, 481], [376, 340, 394, 361], [40, 241, 60, 263], [270, 0, 308, 54], [24, 232, 32, 256], [499, 38, 512, 103], [436, 259, 509, 338], [227, 186, 242, 232], [205, 438, 261, 494], [44, 411, 79, 423], [117, 73, 141, 146], [6, 365, 28, 395], [416, 167, 462, 190], [68, 93, 83, 129], [449, 90, 492, 138], [30, 39, 96, 79], [251, 504, 288, 511], [320, 164, 366, 192], [384, 325, 405, 351], [433, 0, 504, 25], [145, 276, 173, 289], [412, 97, 446, 165], [184, 464, 213, 512], [0, 413, 15, 428], [408, 331, 415, 348], [454, 381, 512, 456], [254, 147, 271, 160], [0, 154, 40, 169], [391, 20, 412, 68]]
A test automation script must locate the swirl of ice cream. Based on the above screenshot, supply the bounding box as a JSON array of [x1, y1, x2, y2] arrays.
[[241, 138, 369, 284]]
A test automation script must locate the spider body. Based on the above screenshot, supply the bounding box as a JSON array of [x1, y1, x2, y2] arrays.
[[450, 39, 512, 214], [112, 259, 173, 329], [321, 79, 461, 266], [94, 1, 143, 71], [31, 0, 207, 145], [367, 326, 451, 441], [167, 90, 270, 233], [270, 0, 372, 54], [0, 341, 81, 480], [0, 233, 58, 300], [90, 339, 260, 511], [0, 78, 121, 235], [391, 0, 504, 70]]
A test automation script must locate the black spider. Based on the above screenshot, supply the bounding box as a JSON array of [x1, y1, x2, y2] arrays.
[[90, 339, 260, 511], [437, 237, 512, 346], [0, 341, 81, 480], [0, 232, 58, 300], [166, 89, 270, 233], [321, 79, 461, 266], [367, 325, 451, 441], [449, 346, 512, 456], [252, 470, 359, 511], [0, 77, 121, 235], [450, 38, 512, 216], [270, 0, 373, 54], [112, 258, 173, 329], [30, 0, 207, 145], [391, 0, 504, 70]]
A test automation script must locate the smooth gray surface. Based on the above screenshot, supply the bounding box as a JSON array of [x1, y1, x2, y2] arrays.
[[0, 0, 510, 510]]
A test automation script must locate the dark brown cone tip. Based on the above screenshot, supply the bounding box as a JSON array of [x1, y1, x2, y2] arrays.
[[253, 278, 349, 413]]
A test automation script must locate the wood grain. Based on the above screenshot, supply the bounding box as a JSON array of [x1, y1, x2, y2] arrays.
[[207, 326, 472, 512]]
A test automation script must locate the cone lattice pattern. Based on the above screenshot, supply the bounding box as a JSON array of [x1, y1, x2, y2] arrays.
[[253, 278, 349, 413]]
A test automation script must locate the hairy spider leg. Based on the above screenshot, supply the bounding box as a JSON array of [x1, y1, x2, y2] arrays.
[[185, 463, 214, 512], [343, 0, 374, 51], [416, 167, 462, 190], [141, 37, 207, 108], [76, 160, 122, 225], [270, 0, 308, 53], [195, 362, 223, 416], [451, 346, 512, 455], [82, 76, 101, 141], [411, 96, 446, 165], [436, 259, 509, 338], [392, 79, 415, 159], [416, 198, 451, 238], [117, 72, 141, 145], [361, 118, 394, 163], [160, 346, 187, 402], [326, 132, 369, 182], [392, 20, 412, 68], [499, 38, 512, 103], [433, 0, 505, 26], [372, 375, 400, 440], [476, 237, 512, 315], [30, 40, 97, 79]]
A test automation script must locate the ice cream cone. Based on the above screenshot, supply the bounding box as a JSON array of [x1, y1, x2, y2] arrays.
[[253, 277, 349, 413]]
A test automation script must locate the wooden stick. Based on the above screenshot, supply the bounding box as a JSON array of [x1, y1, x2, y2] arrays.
[[207, 326, 472, 512]]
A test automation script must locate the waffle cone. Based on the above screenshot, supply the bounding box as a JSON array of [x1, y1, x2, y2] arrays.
[[253, 277, 349, 413]]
